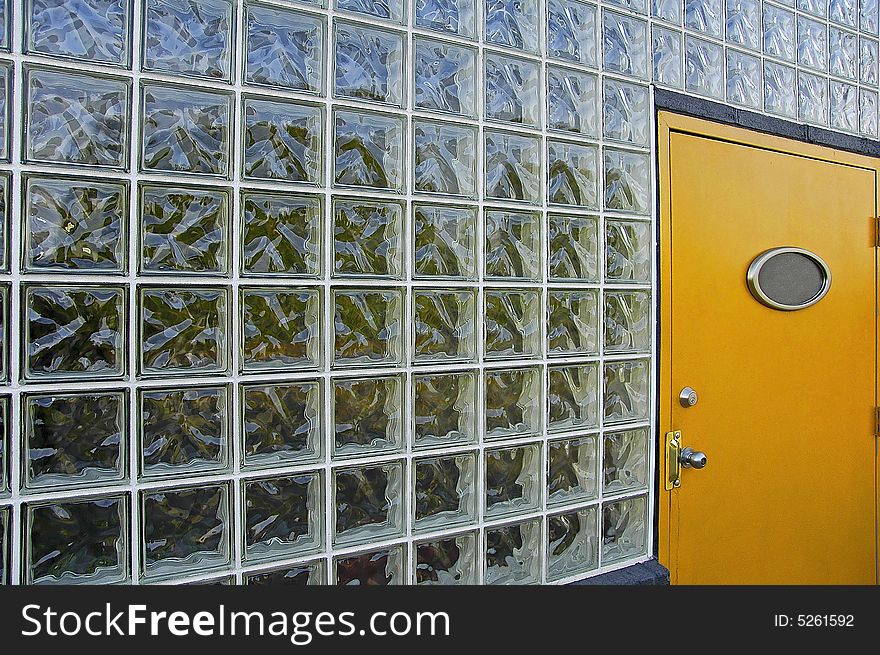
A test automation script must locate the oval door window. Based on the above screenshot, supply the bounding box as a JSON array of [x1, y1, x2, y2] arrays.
[[746, 247, 832, 311]]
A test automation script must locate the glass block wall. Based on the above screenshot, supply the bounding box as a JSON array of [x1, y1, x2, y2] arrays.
[[0, 0, 874, 586]]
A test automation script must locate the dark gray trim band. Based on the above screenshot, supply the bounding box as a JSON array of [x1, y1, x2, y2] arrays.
[[568, 559, 669, 586]]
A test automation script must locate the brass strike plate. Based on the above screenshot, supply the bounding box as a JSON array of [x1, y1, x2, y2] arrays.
[[665, 431, 682, 491]]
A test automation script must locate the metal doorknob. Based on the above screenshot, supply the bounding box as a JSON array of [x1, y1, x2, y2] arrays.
[[680, 447, 707, 469]]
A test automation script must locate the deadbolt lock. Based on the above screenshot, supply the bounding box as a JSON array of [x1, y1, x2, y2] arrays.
[[679, 386, 698, 407], [665, 431, 708, 490]]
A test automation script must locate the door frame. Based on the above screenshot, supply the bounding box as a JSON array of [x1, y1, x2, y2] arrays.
[[655, 105, 880, 582]]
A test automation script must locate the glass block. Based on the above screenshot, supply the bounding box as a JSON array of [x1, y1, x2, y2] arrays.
[[830, 28, 858, 79], [415, 532, 478, 585], [242, 287, 321, 370], [726, 0, 761, 50], [548, 0, 597, 66], [334, 110, 404, 191], [25, 66, 130, 168], [727, 49, 762, 109], [603, 11, 648, 79], [861, 0, 879, 33], [485, 208, 541, 280], [0, 286, 5, 382], [548, 213, 599, 281], [24, 495, 129, 584], [484, 53, 540, 127], [242, 380, 321, 468], [485, 0, 539, 52], [830, 81, 859, 132], [603, 79, 649, 146], [607, 0, 646, 12], [245, 560, 326, 586], [831, 0, 858, 26], [24, 175, 127, 272], [604, 427, 649, 496], [141, 483, 231, 580], [602, 495, 647, 564], [333, 198, 402, 277], [0, 507, 6, 584], [652, 0, 680, 22], [763, 4, 796, 62], [485, 518, 542, 584], [332, 375, 403, 457], [547, 66, 598, 136], [143, 0, 234, 81], [416, 0, 476, 38], [548, 140, 598, 208], [547, 506, 598, 581], [604, 290, 651, 353], [333, 460, 404, 546], [26, 0, 130, 65], [548, 289, 598, 355], [685, 36, 723, 98], [484, 288, 541, 359], [684, 0, 721, 36], [243, 472, 323, 561], [0, 396, 7, 494], [332, 287, 402, 366], [335, 545, 406, 585], [547, 435, 598, 507], [140, 184, 229, 274], [484, 366, 542, 438], [243, 97, 323, 183], [414, 452, 477, 532], [414, 120, 478, 197], [484, 130, 541, 203], [414, 37, 477, 117], [141, 83, 232, 177], [334, 21, 404, 107], [485, 443, 541, 519], [0, 0, 7, 50], [859, 88, 878, 136], [652, 26, 683, 88], [140, 386, 229, 478], [764, 61, 797, 118], [861, 37, 879, 83], [798, 16, 828, 71], [798, 0, 826, 16], [548, 364, 599, 433], [605, 219, 651, 283], [336, 0, 405, 23], [413, 288, 477, 362], [140, 286, 228, 375], [413, 370, 477, 449], [0, 173, 6, 268], [603, 359, 650, 425], [413, 203, 477, 280], [604, 149, 650, 214], [23, 391, 127, 491], [24, 285, 126, 380], [798, 72, 829, 125], [241, 191, 321, 277], [245, 4, 324, 93]]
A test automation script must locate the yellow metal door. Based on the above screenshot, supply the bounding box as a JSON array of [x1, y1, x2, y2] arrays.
[[658, 113, 880, 584]]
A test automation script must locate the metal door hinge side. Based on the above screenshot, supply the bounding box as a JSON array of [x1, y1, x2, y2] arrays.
[[875, 407, 880, 436], [875, 217, 880, 247]]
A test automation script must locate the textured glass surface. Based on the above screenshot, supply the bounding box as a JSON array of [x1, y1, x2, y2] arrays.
[[485, 518, 541, 584], [0, 174, 6, 265], [241, 191, 321, 277], [603, 79, 650, 145], [603, 11, 648, 79], [24, 285, 126, 380], [333, 460, 404, 546], [604, 150, 650, 214], [413, 203, 477, 279], [685, 36, 724, 98], [548, 140, 599, 207], [332, 287, 402, 366], [685, 0, 722, 37], [334, 198, 402, 277], [416, 0, 476, 38], [861, 88, 879, 136], [548, 363, 599, 433], [548, 435, 598, 507], [485, 53, 540, 126], [141, 84, 231, 176], [484, 130, 541, 203], [604, 428, 649, 495], [484, 366, 542, 438], [861, 37, 879, 84], [335, 545, 405, 585], [726, 0, 761, 50], [413, 370, 477, 448], [143, 0, 233, 81], [602, 495, 647, 564], [333, 375, 403, 457], [485, 0, 539, 52], [484, 288, 541, 358], [485, 208, 541, 280], [414, 452, 477, 531], [139, 287, 228, 375], [25, 495, 128, 584], [727, 49, 762, 109], [831, 0, 858, 26], [549, 289, 599, 355], [334, 21, 404, 107], [140, 184, 229, 274], [604, 290, 651, 353], [242, 287, 321, 370], [25, 67, 130, 168], [603, 359, 650, 424], [141, 483, 231, 579], [547, 66, 599, 136], [245, 560, 325, 586], [242, 381, 321, 467], [547, 506, 598, 581], [336, 0, 404, 23], [549, 213, 599, 281], [652, 0, 681, 22], [140, 386, 229, 477], [26, 0, 130, 65], [799, 72, 829, 124], [484, 443, 541, 519], [0, 507, 6, 585], [0, 397, 7, 494], [0, 287, 4, 382], [798, 16, 828, 71], [764, 61, 797, 117], [25, 175, 127, 272], [415, 532, 478, 585], [799, 0, 827, 16], [243, 97, 323, 183], [831, 81, 859, 131], [414, 121, 477, 197], [605, 219, 651, 283], [652, 26, 683, 88], [334, 110, 404, 191], [24, 391, 126, 490], [549, 0, 597, 66], [830, 28, 858, 80], [245, 4, 324, 93], [862, 0, 879, 33], [764, 4, 796, 61], [413, 288, 477, 362], [243, 472, 323, 561], [415, 37, 476, 116]]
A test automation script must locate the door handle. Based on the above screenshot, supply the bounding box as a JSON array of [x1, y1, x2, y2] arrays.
[[680, 447, 708, 469], [665, 431, 708, 489]]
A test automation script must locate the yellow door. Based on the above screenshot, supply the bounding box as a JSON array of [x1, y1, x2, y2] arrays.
[[658, 112, 880, 585]]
